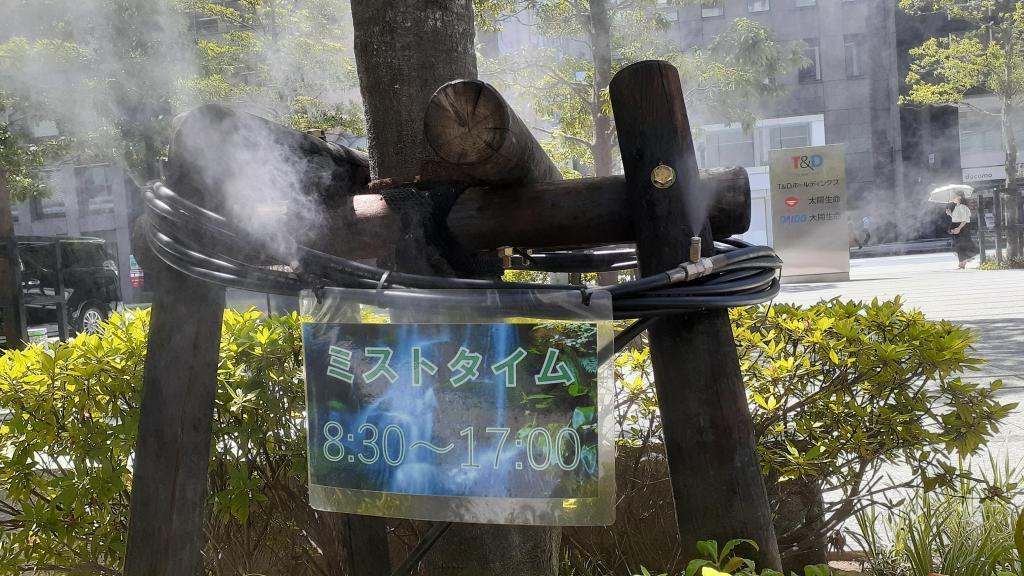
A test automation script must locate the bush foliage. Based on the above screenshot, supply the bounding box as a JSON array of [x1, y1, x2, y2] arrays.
[[0, 309, 336, 575], [576, 297, 1013, 573], [0, 298, 1013, 574]]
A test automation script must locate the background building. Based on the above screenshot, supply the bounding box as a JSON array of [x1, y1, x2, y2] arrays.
[[10, 161, 143, 304], [485, 0, 978, 246]]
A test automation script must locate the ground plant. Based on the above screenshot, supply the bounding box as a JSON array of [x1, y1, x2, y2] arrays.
[[853, 455, 1024, 576]]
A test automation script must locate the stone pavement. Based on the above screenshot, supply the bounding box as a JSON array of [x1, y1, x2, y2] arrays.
[[778, 252, 1024, 461]]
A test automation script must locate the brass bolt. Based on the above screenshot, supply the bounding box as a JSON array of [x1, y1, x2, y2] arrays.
[[651, 164, 676, 189]]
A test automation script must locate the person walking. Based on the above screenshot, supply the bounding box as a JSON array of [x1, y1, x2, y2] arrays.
[[946, 193, 977, 269]]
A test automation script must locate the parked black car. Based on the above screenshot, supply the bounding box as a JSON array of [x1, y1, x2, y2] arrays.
[[18, 236, 122, 335]]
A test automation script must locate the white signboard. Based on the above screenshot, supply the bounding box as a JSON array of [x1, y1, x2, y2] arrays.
[[961, 163, 1024, 183], [769, 145, 849, 282]]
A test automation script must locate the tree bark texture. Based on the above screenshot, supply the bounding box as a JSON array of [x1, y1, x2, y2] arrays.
[[352, 0, 477, 183], [609, 60, 782, 569], [769, 478, 828, 573], [1002, 96, 1020, 259], [588, 0, 614, 177], [350, 2, 560, 574]]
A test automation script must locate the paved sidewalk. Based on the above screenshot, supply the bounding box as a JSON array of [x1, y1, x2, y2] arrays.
[[778, 253, 1024, 460]]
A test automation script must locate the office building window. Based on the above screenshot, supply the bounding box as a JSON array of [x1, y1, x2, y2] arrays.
[[75, 165, 114, 214], [795, 0, 816, 6], [703, 128, 755, 168], [770, 124, 811, 150], [701, 0, 724, 17], [31, 171, 65, 219], [845, 35, 863, 77], [959, 107, 1003, 154], [748, 0, 770, 11], [754, 123, 813, 165], [799, 40, 821, 82], [657, 0, 680, 21]]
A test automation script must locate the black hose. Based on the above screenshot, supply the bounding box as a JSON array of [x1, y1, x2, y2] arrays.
[[143, 181, 782, 319]]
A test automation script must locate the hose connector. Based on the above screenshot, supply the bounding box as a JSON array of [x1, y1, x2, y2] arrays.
[[666, 256, 715, 283], [689, 236, 701, 263]]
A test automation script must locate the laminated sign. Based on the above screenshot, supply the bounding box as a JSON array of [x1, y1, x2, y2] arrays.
[[299, 288, 615, 526], [769, 144, 849, 281]]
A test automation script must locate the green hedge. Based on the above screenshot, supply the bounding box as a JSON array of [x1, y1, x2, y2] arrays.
[[0, 299, 1013, 575]]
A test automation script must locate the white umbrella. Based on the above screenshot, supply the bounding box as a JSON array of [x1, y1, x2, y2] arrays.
[[928, 184, 974, 204]]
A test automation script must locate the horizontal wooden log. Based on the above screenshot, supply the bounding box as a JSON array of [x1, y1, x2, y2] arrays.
[[316, 167, 750, 260], [424, 79, 562, 186], [169, 104, 370, 212]]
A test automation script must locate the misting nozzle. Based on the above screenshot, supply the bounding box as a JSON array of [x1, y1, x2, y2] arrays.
[[689, 236, 701, 263]]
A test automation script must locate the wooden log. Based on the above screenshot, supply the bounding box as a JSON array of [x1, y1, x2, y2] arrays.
[[446, 168, 749, 250], [424, 79, 562, 185], [609, 60, 782, 568], [319, 168, 750, 260], [169, 103, 370, 213], [162, 105, 748, 262]]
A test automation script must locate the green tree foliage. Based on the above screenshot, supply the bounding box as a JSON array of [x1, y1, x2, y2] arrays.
[[177, 0, 365, 135], [901, 0, 1024, 256], [476, 0, 806, 177], [0, 36, 88, 200]]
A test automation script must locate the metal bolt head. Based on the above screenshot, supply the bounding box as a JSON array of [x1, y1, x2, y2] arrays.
[[651, 164, 676, 189]]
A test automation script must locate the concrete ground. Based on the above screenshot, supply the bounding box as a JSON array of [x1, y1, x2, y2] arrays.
[[778, 252, 1024, 462]]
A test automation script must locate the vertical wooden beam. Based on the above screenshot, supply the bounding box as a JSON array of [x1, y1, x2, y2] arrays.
[[123, 263, 225, 576], [123, 130, 228, 575], [0, 176, 27, 349], [609, 60, 782, 568]]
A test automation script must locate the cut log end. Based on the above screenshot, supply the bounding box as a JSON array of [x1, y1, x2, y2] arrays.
[[424, 79, 510, 166]]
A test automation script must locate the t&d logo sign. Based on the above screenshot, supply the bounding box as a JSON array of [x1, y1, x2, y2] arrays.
[[791, 154, 824, 171], [784, 196, 799, 208]]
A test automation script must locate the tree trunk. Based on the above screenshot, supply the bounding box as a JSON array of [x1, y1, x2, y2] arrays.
[[769, 477, 828, 574], [588, 0, 614, 177], [1003, 106, 1019, 258], [0, 174, 26, 349], [349, 2, 560, 574], [1000, 19, 1021, 258]]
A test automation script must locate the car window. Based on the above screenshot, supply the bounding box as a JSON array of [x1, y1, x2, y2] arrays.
[[20, 244, 55, 273], [61, 242, 108, 268]]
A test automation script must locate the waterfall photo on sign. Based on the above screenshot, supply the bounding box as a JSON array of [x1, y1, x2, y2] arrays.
[[301, 307, 612, 524]]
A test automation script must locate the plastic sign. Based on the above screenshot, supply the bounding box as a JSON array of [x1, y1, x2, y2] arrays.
[[769, 144, 850, 282], [300, 289, 615, 526]]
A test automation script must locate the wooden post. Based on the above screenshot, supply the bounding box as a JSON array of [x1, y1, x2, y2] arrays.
[[123, 153, 227, 575], [0, 176, 27, 349], [609, 60, 782, 568]]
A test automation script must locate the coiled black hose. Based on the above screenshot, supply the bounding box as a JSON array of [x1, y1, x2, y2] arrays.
[[143, 182, 782, 349]]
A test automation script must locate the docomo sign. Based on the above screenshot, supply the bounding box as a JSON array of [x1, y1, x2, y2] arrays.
[[791, 154, 825, 171]]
